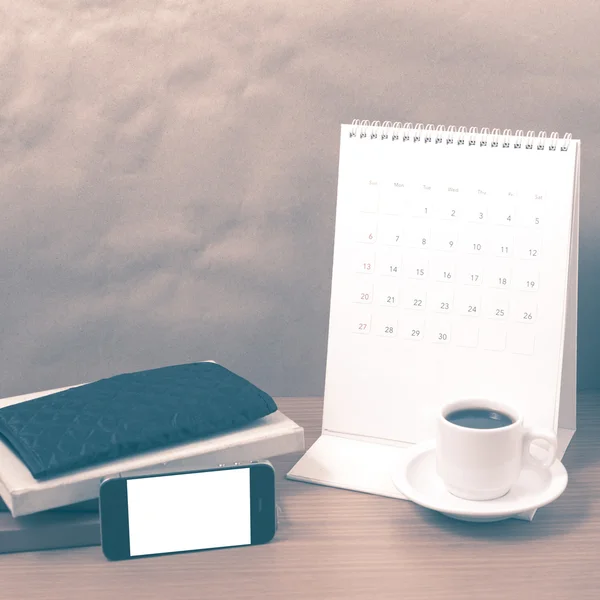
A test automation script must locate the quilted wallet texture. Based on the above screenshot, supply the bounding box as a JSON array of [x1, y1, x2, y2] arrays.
[[0, 362, 277, 480]]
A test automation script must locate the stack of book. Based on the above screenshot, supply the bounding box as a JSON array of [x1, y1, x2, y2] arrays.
[[0, 364, 304, 554]]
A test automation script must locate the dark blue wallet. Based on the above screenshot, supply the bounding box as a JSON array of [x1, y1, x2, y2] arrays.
[[0, 362, 277, 479]]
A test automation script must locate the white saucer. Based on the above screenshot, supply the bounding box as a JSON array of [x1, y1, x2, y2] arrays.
[[391, 439, 568, 522]]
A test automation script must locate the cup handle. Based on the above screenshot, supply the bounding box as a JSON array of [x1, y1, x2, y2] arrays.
[[522, 429, 558, 469]]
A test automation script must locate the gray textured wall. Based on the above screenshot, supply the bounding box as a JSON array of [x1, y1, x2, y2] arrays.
[[1, 1, 599, 399]]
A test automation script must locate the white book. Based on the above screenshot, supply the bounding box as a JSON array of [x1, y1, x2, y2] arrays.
[[288, 121, 580, 520], [0, 385, 304, 517]]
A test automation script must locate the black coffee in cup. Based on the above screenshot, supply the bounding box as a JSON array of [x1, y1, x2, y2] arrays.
[[445, 408, 514, 430]]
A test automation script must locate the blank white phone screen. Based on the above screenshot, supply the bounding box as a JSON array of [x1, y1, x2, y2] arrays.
[[126, 468, 251, 557]]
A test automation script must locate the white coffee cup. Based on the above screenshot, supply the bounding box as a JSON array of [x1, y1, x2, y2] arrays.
[[436, 399, 558, 501]]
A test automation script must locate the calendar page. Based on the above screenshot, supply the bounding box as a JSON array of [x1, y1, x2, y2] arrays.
[[322, 124, 579, 446]]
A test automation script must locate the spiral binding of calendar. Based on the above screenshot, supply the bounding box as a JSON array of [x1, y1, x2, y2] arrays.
[[349, 120, 572, 151]]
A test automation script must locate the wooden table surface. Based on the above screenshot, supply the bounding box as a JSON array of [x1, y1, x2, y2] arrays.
[[1, 394, 599, 600]]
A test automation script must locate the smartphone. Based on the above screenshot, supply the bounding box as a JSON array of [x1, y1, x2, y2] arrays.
[[99, 461, 276, 561]]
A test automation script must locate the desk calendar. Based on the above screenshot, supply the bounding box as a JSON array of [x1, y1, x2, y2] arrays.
[[288, 121, 580, 519]]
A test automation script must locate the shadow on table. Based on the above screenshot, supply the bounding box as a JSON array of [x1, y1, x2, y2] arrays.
[[561, 392, 600, 473], [408, 486, 588, 541]]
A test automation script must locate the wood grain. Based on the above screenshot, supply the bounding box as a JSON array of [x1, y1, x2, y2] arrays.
[[1, 394, 599, 600]]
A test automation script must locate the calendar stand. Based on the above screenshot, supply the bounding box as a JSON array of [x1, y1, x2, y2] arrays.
[[288, 122, 580, 521]]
